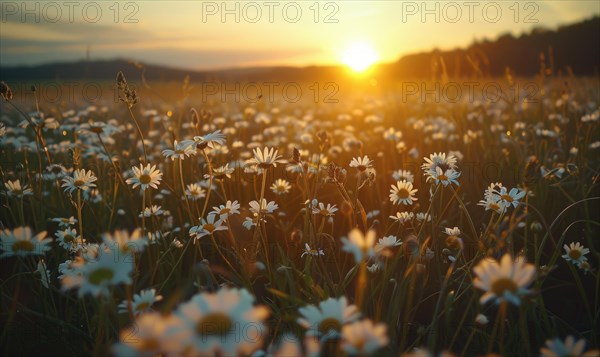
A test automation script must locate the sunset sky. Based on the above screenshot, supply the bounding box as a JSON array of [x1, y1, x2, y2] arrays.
[[1, 1, 598, 70]]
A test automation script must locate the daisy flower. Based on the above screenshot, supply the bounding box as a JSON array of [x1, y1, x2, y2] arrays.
[[189, 214, 227, 240], [495, 186, 526, 208], [164, 287, 269, 356], [297, 296, 361, 340], [4, 179, 33, 198], [390, 211, 414, 224], [312, 202, 338, 217], [0, 227, 51, 258], [270, 179, 292, 195], [473, 254, 535, 306], [562, 242, 590, 266], [126, 164, 162, 191], [211, 200, 241, 219], [478, 195, 508, 215], [162, 140, 197, 160], [341, 229, 377, 264], [389, 180, 418, 205], [540, 335, 594, 357], [249, 199, 279, 215], [431, 166, 461, 186], [392, 169, 414, 183], [375, 235, 403, 253], [443, 227, 461, 236], [44, 164, 68, 181], [211, 163, 235, 180], [243, 216, 258, 230], [52, 216, 78, 228], [415, 212, 432, 222], [55, 227, 85, 251], [245, 146, 286, 173], [421, 152, 458, 176], [139, 205, 165, 218], [301, 243, 325, 258], [349, 155, 373, 172], [102, 229, 148, 255], [185, 183, 206, 201], [61, 245, 133, 297], [113, 312, 176, 357], [61, 169, 97, 193], [341, 319, 389, 355], [192, 129, 227, 149], [118, 288, 163, 315]]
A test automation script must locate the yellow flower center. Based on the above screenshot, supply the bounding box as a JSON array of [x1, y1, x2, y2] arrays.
[[12, 240, 35, 252], [74, 179, 85, 187], [318, 318, 342, 335], [490, 277, 518, 297], [88, 268, 115, 285], [568, 249, 582, 260], [203, 223, 215, 232], [196, 313, 233, 336], [438, 174, 448, 181], [139, 174, 152, 185], [319, 209, 330, 216], [219, 208, 231, 215], [64, 234, 76, 243], [397, 188, 410, 199], [135, 302, 151, 311], [501, 194, 514, 203]]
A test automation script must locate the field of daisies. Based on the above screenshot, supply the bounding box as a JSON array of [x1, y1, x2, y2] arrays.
[[0, 73, 599, 357]]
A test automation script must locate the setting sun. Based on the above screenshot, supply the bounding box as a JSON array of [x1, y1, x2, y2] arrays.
[[342, 42, 379, 72]]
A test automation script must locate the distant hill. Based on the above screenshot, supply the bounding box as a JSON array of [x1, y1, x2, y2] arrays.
[[386, 16, 600, 78], [1, 16, 598, 82]]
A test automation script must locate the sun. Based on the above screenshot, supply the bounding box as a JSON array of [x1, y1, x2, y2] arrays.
[[342, 42, 379, 72]]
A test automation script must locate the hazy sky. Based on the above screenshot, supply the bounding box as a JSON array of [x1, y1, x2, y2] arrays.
[[1, 1, 598, 69]]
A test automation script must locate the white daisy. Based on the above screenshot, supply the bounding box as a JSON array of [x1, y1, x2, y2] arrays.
[[189, 214, 227, 240], [562, 242, 590, 266], [297, 296, 361, 340], [389, 180, 418, 205], [55, 227, 85, 251], [341, 319, 389, 355], [349, 155, 373, 172], [473, 254, 535, 306], [245, 146, 286, 173], [4, 179, 33, 198], [211, 200, 241, 219], [118, 288, 163, 315], [185, 183, 206, 201], [270, 179, 292, 195], [162, 140, 197, 160], [61, 169, 97, 193], [390, 211, 414, 223], [126, 164, 162, 191], [540, 335, 591, 357], [164, 287, 269, 356], [102, 229, 148, 255], [0, 226, 51, 258], [301, 243, 325, 258], [341, 229, 377, 264], [249, 199, 278, 215], [61, 244, 133, 297], [312, 202, 338, 217]]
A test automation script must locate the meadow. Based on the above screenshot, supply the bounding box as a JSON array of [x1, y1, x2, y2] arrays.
[[0, 71, 599, 357]]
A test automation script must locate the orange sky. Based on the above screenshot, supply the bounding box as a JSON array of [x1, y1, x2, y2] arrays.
[[1, 1, 598, 69]]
